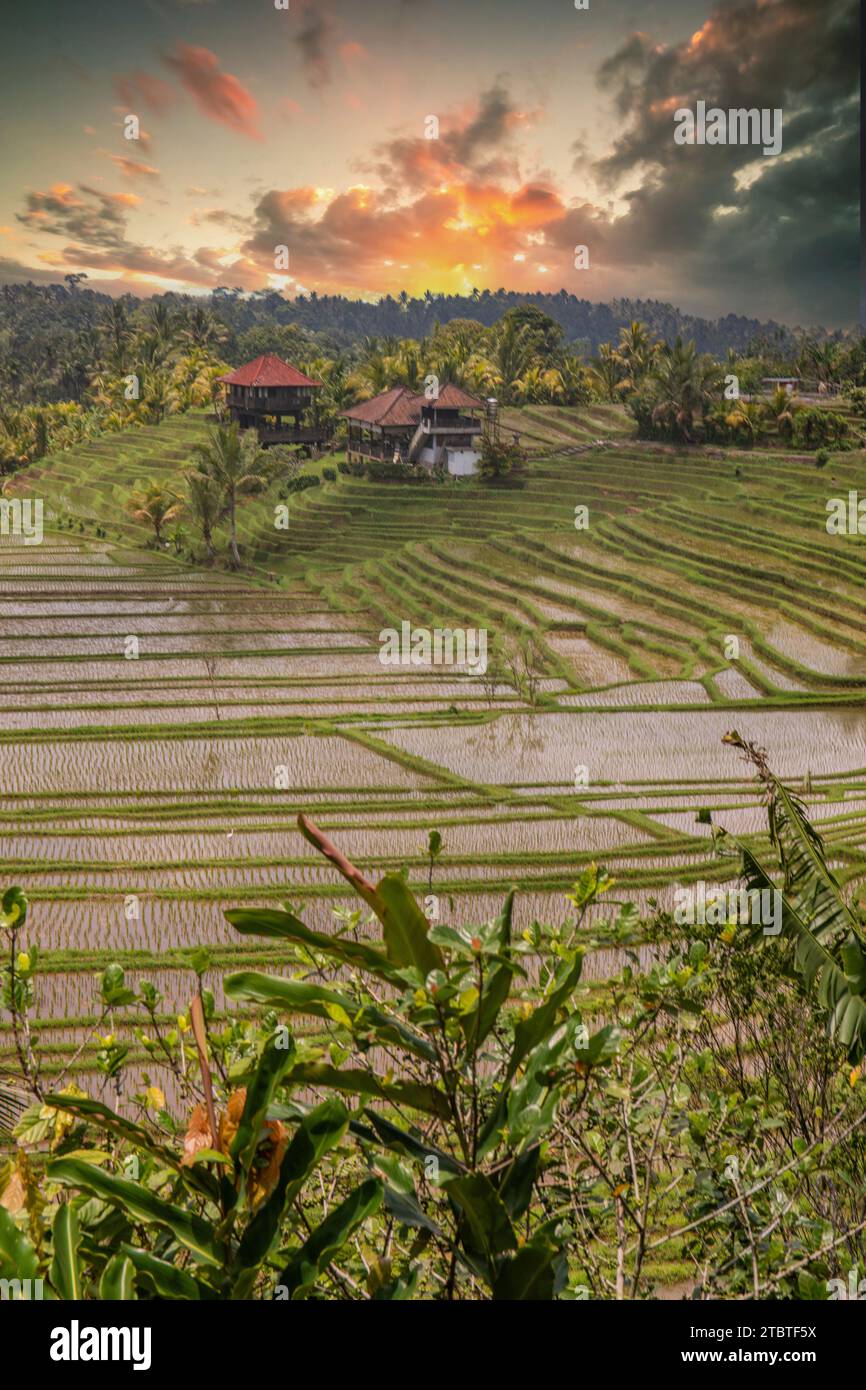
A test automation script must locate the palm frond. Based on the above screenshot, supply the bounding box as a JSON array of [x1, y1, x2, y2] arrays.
[[724, 731, 866, 1061]]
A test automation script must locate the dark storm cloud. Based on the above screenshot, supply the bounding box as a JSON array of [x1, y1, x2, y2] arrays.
[[14, 184, 223, 288], [587, 0, 859, 324], [295, 9, 337, 89], [449, 84, 520, 167], [367, 83, 529, 194], [17, 186, 130, 251]]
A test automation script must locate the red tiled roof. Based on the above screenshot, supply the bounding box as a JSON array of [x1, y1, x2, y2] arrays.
[[218, 354, 323, 388], [341, 386, 424, 427], [341, 383, 482, 426], [425, 383, 483, 411]]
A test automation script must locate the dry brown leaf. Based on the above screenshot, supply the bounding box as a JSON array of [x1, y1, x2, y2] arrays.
[[0, 1166, 26, 1214], [180, 1102, 215, 1167]]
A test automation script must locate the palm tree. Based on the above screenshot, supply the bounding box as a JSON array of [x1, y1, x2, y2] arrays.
[[557, 354, 592, 406], [141, 369, 180, 424], [617, 320, 658, 391], [588, 342, 626, 403], [349, 348, 390, 400], [99, 301, 132, 373], [133, 301, 180, 370], [127, 480, 184, 544], [182, 304, 229, 352], [308, 355, 356, 420], [769, 386, 800, 443], [512, 364, 564, 405], [647, 338, 724, 442], [190, 423, 275, 569], [798, 339, 840, 390], [184, 467, 224, 560], [491, 319, 537, 404], [144, 300, 176, 346], [393, 341, 425, 392], [724, 399, 765, 447]]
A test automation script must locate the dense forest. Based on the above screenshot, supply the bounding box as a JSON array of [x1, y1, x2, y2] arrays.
[[0, 279, 835, 405], [1, 280, 864, 482]]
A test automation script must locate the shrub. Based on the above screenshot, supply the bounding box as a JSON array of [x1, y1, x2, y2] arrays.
[[285, 474, 320, 494], [322, 466, 337, 482], [478, 433, 526, 484], [626, 386, 659, 440], [365, 458, 429, 483], [793, 408, 849, 449], [3, 754, 866, 1301]]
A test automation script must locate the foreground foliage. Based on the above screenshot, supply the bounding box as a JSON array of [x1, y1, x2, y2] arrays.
[[1, 742, 864, 1299]]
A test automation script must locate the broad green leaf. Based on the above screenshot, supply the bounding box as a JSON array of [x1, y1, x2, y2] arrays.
[[48, 1159, 225, 1269], [507, 951, 584, 1081], [842, 938, 866, 994], [290, 1062, 449, 1120], [50, 1204, 83, 1300], [768, 779, 863, 942], [460, 891, 516, 1055], [229, 1032, 296, 1187], [274, 1177, 383, 1300], [740, 847, 866, 1062], [382, 1184, 442, 1237], [374, 874, 443, 975], [443, 1172, 517, 1274], [0, 1206, 38, 1282], [567, 863, 615, 911], [225, 907, 404, 985], [576, 1024, 621, 1068], [225, 972, 435, 1061], [0, 886, 27, 929], [99, 1254, 136, 1300], [492, 1238, 561, 1300], [477, 951, 584, 1159], [496, 1146, 542, 1221], [358, 1111, 465, 1176], [505, 1015, 582, 1135], [234, 1098, 349, 1283], [42, 1094, 218, 1202], [119, 1244, 216, 1300]]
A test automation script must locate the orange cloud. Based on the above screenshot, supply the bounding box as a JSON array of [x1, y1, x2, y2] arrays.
[[162, 45, 261, 140], [240, 173, 588, 299], [115, 70, 176, 116], [108, 155, 161, 180]]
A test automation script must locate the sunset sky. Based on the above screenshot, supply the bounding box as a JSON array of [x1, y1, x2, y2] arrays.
[[0, 0, 858, 326]]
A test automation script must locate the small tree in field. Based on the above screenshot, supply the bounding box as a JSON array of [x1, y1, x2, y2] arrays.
[[185, 467, 224, 561], [190, 423, 277, 569], [126, 479, 184, 545], [478, 432, 525, 484]]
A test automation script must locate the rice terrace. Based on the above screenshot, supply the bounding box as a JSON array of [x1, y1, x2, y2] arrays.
[[3, 402, 864, 1037], [1, 0, 865, 1319], [4, 367, 866, 1292]]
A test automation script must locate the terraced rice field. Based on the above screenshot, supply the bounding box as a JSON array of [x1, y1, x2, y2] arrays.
[[5, 405, 866, 1086]]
